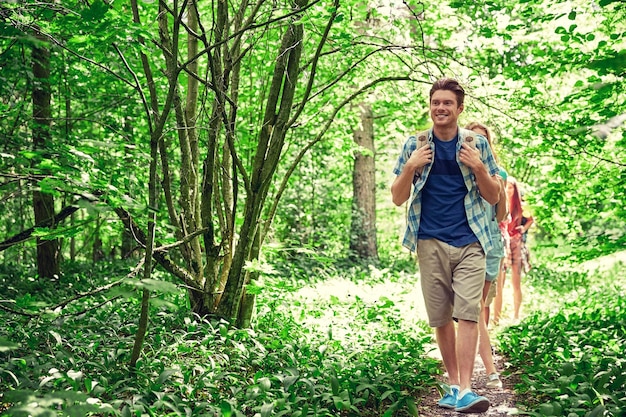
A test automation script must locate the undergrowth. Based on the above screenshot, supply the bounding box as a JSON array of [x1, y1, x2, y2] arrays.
[[0, 259, 438, 417], [1, 254, 624, 416], [498, 263, 626, 417]]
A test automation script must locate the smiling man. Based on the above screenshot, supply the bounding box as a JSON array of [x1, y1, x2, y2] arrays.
[[391, 78, 501, 413]]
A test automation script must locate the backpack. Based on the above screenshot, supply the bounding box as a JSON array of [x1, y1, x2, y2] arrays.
[[413, 128, 477, 175]]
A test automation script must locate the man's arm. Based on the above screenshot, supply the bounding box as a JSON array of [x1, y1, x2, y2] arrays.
[[459, 142, 500, 204], [474, 170, 500, 205], [391, 145, 432, 206], [391, 170, 415, 206]]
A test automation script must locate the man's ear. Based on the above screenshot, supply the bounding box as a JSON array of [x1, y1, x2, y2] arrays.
[[458, 103, 464, 113]]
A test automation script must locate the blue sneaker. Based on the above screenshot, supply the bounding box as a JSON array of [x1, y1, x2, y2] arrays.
[[455, 390, 490, 413], [437, 386, 458, 409]]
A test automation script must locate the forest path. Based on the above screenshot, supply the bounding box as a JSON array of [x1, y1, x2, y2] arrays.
[[296, 273, 521, 415], [417, 346, 519, 416]]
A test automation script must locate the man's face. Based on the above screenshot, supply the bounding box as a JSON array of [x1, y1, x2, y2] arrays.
[[430, 90, 463, 128]]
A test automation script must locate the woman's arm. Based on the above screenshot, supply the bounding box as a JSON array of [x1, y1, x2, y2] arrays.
[[495, 178, 508, 223]]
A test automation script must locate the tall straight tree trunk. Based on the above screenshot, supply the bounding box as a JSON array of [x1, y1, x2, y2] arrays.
[[63, 50, 76, 262], [121, 117, 134, 260], [350, 103, 378, 262], [32, 34, 60, 279]]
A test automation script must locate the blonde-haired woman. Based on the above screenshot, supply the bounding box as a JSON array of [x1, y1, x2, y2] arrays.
[[466, 122, 506, 389]]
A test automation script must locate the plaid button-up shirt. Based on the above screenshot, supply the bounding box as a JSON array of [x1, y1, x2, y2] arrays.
[[392, 127, 499, 253]]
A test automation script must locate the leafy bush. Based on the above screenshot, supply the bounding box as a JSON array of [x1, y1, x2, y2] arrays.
[[523, 264, 590, 294], [0, 262, 438, 416], [499, 283, 626, 417]]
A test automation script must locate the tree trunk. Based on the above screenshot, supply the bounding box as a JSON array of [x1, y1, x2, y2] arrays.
[[69, 212, 75, 261], [350, 103, 378, 262], [32, 33, 60, 279], [235, 223, 261, 328], [216, 20, 305, 321], [92, 217, 104, 263]]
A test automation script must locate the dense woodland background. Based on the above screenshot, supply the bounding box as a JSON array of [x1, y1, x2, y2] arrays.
[[0, 0, 625, 415]]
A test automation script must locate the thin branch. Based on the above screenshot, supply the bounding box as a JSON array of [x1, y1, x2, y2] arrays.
[[0, 260, 143, 318], [181, 0, 323, 71], [113, 43, 154, 134], [153, 227, 210, 252], [289, 0, 339, 125], [263, 76, 423, 239]]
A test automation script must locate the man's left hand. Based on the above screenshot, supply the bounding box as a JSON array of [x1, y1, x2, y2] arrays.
[[459, 142, 482, 171]]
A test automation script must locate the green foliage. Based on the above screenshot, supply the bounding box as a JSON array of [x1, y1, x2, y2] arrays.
[[2, 247, 626, 417], [451, 0, 626, 256], [523, 264, 590, 295], [3, 391, 116, 417], [499, 267, 626, 417], [0, 261, 437, 416]]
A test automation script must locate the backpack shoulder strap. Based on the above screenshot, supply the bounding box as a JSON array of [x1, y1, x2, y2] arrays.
[[460, 127, 477, 149], [413, 130, 431, 177], [415, 129, 430, 149]]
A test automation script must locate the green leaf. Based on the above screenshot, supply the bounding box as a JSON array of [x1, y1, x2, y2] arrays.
[[82, 0, 109, 21], [330, 375, 339, 395], [0, 337, 19, 352], [538, 403, 554, 415], [126, 278, 179, 294], [598, 0, 621, 6], [406, 398, 419, 416], [157, 369, 179, 384], [588, 404, 606, 417], [220, 401, 232, 417], [258, 377, 271, 391], [260, 402, 274, 417], [283, 375, 299, 390]]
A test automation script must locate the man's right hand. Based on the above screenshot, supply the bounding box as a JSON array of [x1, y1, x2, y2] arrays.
[[408, 145, 432, 171], [391, 145, 432, 206]]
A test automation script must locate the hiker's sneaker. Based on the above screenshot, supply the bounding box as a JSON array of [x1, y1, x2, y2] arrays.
[[486, 372, 502, 389], [455, 390, 490, 413], [437, 386, 458, 409]]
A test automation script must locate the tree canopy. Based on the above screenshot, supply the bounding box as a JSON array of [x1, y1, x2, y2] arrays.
[[1, 0, 625, 319]]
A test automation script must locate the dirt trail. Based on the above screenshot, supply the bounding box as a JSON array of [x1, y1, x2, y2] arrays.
[[417, 348, 519, 416], [296, 277, 521, 415]]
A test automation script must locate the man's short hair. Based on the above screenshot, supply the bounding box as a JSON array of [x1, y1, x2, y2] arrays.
[[430, 78, 465, 107]]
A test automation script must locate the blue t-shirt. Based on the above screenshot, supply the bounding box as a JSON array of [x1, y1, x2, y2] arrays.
[[418, 134, 478, 247]]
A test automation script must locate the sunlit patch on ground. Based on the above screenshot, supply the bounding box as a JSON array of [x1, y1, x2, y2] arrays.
[[284, 272, 431, 346]]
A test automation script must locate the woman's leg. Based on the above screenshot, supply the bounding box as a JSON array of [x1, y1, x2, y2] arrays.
[[511, 262, 522, 320], [478, 281, 498, 376], [493, 264, 506, 325], [509, 238, 523, 320]]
